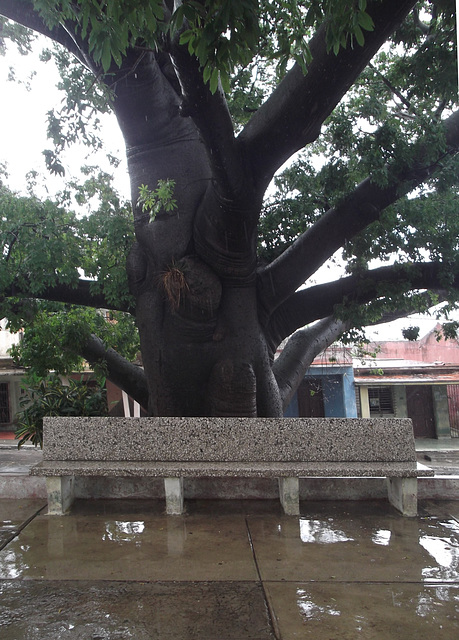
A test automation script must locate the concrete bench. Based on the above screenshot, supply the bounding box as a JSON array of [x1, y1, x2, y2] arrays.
[[30, 416, 433, 517]]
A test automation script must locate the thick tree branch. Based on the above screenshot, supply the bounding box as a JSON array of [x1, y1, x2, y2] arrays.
[[80, 334, 148, 410], [1, 278, 134, 313], [273, 316, 350, 411], [365, 290, 451, 327], [258, 108, 459, 320], [168, 41, 245, 200], [272, 288, 450, 412], [0, 0, 91, 68], [240, 0, 417, 189], [266, 261, 459, 352]]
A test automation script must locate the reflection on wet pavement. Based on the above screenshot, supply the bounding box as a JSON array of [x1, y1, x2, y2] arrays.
[[264, 582, 459, 639], [0, 499, 46, 550], [420, 519, 459, 582], [248, 506, 459, 585], [0, 499, 459, 638], [299, 518, 354, 543], [0, 507, 258, 582]]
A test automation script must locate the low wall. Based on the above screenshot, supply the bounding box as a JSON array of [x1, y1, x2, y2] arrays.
[[3, 470, 459, 502]]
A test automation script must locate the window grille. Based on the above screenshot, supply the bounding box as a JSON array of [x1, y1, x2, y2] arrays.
[[0, 383, 10, 424], [368, 386, 394, 416], [355, 387, 361, 417], [447, 385, 459, 438]]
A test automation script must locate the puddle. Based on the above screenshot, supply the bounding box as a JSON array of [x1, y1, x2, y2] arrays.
[[297, 587, 341, 618], [286, 583, 459, 637], [299, 519, 354, 544], [102, 520, 146, 543], [419, 519, 459, 582], [372, 529, 392, 546]]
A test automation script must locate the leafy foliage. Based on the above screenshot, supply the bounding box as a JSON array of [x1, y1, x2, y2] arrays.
[[0, 16, 35, 56], [0, 185, 81, 297], [15, 373, 107, 448], [33, 0, 165, 71], [0, 168, 138, 379], [40, 43, 114, 170], [0, 168, 135, 315], [261, 1, 459, 289], [9, 305, 139, 378], [29, 0, 378, 93], [137, 180, 177, 222]]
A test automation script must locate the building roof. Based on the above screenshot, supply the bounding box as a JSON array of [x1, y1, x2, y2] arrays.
[[354, 362, 459, 385]]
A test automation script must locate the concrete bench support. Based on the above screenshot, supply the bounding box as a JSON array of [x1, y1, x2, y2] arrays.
[[279, 477, 300, 516], [46, 476, 75, 516], [386, 476, 418, 518], [164, 477, 184, 515], [31, 416, 434, 517]]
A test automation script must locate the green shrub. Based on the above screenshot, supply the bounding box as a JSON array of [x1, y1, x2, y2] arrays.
[[15, 374, 107, 448]]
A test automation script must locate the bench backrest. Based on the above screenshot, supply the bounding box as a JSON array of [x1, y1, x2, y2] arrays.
[[42, 417, 417, 463]]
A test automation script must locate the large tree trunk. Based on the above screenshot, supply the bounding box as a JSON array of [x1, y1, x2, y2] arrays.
[[114, 52, 281, 417]]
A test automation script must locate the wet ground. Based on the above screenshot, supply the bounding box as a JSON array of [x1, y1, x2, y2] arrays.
[[1, 497, 459, 639]]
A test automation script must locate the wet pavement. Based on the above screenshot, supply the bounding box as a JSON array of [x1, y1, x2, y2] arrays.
[[0, 498, 459, 639], [1, 437, 459, 637]]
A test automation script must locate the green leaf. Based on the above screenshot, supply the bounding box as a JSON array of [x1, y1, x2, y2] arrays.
[[358, 11, 374, 32], [203, 62, 212, 84], [354, 25, 365, 47], [101, 38, 112, 72], [209, 68, 219, 94]]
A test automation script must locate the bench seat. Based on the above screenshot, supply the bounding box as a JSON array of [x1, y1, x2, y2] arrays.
[[31, 416, 433, 517], [32, 459, 431, 478]]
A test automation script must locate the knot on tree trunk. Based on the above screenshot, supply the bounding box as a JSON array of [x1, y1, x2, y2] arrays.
[[160, 255, 222, 321], [207, 359, 257, 417]]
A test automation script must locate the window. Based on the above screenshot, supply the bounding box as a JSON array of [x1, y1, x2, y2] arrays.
[[368, 386, 394, 416]]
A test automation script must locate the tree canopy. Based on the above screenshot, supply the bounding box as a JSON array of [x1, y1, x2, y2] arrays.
[[0, 1, 458, 417]]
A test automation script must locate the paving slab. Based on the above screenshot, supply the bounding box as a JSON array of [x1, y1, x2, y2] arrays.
[[0, 580, 275, 640], [0, 500, 258, 582], [1, 499, 459, 639], [420, 499, 459, 522], [0, 499, 46, 549], [264, 582, 459, 639], [247, 501, 459, 583]]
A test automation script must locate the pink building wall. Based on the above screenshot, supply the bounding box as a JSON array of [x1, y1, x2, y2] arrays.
[[369, 324, 459, 365]]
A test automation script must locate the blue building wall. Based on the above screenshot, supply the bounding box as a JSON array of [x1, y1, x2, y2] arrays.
[[284, 394, 298, 417], [284, 365, 357, 418]]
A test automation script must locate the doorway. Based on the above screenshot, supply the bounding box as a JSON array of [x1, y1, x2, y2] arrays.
[[406, 385, 436, 438], [297, 379, 325, 417]]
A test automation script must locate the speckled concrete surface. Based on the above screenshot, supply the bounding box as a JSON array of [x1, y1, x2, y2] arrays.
[[0, 498, 458, 639], [31, 459, 428, 477], [42, 416, 417, 462]]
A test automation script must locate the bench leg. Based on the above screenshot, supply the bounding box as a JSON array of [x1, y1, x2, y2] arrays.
[[46, 476, 75, 515], [279, 477, 300, 515], [164, 477, 184, 515], [386, 477, 417, 517]]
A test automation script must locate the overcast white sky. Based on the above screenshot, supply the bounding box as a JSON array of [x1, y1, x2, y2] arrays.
[[0, 38, 129, 198], [0, 38, 450, 343]]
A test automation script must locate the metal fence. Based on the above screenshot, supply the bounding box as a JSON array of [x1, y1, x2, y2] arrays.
[[447, 385, 459, 438]]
